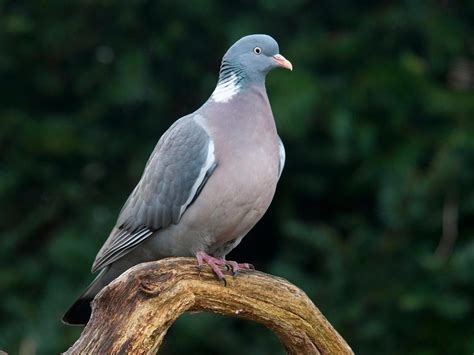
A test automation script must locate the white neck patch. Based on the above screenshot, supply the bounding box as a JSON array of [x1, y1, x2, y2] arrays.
[[210, 73, 241, 103]]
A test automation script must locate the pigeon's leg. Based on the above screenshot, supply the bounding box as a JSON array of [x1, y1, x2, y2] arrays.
[[196, 251, 227, 282], [224, 260, 255, 276]]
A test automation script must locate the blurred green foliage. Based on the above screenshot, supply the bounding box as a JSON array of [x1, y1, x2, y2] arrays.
[[1, 1, 473, 354]]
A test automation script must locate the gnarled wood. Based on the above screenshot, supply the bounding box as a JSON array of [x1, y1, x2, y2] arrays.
[[65, 257, 353, 354]]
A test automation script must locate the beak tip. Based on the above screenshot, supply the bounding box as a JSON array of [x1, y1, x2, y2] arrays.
[[283, 61, 293, 71], [273, 54, 293, 71]]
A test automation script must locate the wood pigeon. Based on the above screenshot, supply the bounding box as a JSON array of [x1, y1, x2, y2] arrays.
[[63, 34, 292, 325]]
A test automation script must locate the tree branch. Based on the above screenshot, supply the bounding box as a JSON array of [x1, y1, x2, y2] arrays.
[[65, 257, 353, 355]]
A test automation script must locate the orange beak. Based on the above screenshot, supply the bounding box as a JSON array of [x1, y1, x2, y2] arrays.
[[272, 54, 293, 71]]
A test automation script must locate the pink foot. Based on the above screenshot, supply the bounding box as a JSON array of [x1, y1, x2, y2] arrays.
[[196, 252, 227, 281], [225, 260, 255, 275], [195, 252, 255, 283]]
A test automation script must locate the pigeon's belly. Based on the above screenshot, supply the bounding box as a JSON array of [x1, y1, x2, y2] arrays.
[[207, 144, 279, 254]]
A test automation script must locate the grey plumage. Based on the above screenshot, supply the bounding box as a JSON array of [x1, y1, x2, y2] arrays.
[[63, 34, 291, 325], [92, 117, 216, 272]]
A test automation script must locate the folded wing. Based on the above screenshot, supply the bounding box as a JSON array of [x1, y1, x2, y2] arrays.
[[92, 116, 216, 272]]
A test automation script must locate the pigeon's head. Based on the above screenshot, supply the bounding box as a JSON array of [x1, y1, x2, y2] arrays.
[[221, 34, 292, 82]]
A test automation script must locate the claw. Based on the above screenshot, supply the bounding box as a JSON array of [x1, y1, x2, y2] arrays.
[[225, 260, 255, 276], [244, 263, 255, 270]]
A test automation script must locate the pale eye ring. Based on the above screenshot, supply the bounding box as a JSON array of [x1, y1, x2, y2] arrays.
[[253, 46, 262, 55]]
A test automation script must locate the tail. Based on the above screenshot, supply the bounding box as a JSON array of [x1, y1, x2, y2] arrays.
[[62, 268, 109, 326]]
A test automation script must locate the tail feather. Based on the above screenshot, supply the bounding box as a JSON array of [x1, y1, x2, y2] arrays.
[[62, 268, 108, 326], [62, 297, 93, 326]]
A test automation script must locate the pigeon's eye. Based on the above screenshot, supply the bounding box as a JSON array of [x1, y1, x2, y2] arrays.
[[253, 47, 262, 55]]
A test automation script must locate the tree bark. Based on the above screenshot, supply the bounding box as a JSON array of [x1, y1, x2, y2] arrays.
[[65, 257, 353, 355]]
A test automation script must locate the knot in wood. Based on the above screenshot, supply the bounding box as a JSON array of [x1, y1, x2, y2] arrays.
[[139, 271, 173, 295]]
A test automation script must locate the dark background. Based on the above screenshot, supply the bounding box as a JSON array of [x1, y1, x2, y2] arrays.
[[1, 1, 473, 354]]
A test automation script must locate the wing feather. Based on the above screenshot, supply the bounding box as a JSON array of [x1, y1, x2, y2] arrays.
[[92, 115, 216, 272]]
